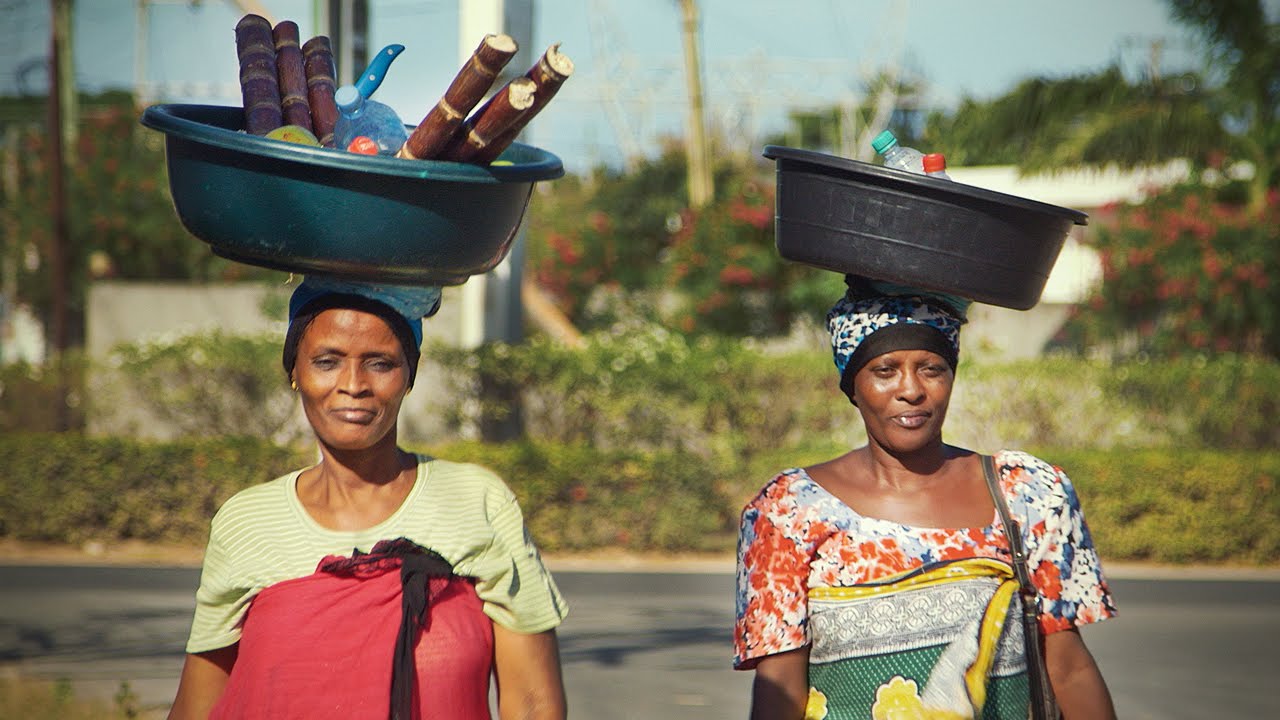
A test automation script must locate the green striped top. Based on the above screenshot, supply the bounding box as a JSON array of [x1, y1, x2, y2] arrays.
[[186, 455, 568, 654]]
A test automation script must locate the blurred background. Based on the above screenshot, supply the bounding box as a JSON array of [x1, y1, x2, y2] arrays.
[[0, 0, 1278, 715]]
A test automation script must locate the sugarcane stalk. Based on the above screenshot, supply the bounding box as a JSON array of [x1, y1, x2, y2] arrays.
[[473, 43, 574, 163], [439, 77, 537, 162], [272, 21, 313, 133], [398, 34, 518, 160], [302, 36, 339, 147], [235, 14, 282, 135]]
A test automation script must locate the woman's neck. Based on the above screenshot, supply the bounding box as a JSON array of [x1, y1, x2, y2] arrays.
[[314, 432, 410, 490], [298, 433, 417, 532], [858, 439, 969, 489]]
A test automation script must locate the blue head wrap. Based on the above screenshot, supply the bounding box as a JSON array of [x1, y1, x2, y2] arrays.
[[282, 277, 442, 387]]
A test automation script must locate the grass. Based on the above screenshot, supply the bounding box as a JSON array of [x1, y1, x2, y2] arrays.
[[0, 676, 155, 720]]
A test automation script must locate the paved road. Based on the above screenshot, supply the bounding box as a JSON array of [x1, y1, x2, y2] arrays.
[[2, 564, 1278, 718]]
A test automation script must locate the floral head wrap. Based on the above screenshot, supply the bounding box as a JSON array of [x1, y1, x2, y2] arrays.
[[826, 277, 966, 399]]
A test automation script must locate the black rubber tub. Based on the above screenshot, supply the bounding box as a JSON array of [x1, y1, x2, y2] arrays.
[[763, 145, 1088, 310], [140, 104, 564, 286]]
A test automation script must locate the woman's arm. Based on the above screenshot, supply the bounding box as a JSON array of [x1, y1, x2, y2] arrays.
[[493, 625, 566, 720], [1044, 628, 1116, 720], [167, 644, 238, 720], [749, 646, 811, 720]]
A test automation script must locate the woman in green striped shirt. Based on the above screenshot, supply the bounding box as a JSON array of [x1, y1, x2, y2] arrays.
[[168, 278, 568, 720]]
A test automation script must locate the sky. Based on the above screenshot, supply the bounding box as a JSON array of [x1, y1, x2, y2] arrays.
[[0, 0, 1225, 173]]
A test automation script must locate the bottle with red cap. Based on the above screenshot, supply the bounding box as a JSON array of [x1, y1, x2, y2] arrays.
[[922, 153, 951, 180], [332, 84, 408, 155]]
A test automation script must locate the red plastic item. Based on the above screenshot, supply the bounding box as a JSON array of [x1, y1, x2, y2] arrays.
[[922, 153, 947, 174], [346, 135, 379, 155]]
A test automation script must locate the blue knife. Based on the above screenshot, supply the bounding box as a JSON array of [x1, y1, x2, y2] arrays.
[[354, 44, 405, 99]]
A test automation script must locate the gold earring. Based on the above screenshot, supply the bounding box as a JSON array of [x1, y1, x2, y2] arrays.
[[291, 379, 298, 392]]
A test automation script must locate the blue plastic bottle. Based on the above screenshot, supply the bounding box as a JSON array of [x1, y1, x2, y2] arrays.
[[332, 84, 408, 155], [871, 130, 925, 174]]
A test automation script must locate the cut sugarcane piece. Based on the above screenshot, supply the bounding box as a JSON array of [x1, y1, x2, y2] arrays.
[[439, 77, 537, 162], [235, 14, 282, 135], [302, 36, 339, 147], [398, 33, 518, 160], [272, 21, 313, 133]]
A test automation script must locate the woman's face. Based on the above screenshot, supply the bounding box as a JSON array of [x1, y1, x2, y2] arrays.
[[292, 308, 411, 452], [851, 349, 954, 454]]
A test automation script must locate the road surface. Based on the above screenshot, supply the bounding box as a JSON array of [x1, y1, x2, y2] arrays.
[[2, 563, 1278, 718]]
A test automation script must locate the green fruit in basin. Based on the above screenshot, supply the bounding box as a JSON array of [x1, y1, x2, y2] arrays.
[[265, 125, 321, 146]]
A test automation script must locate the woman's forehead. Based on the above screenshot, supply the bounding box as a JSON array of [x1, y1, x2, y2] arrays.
[[302, 308, 400, 345]]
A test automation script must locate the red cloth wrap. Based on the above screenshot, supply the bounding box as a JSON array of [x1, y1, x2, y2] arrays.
[[210, 541, 494, 719]]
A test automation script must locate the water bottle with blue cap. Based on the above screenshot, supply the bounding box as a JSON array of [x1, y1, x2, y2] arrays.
[[333, 86, 408, 155], [333, 45, 410, 155]]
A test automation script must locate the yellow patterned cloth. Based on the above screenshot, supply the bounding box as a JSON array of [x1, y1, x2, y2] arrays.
[[804, 558, 1027, 720]]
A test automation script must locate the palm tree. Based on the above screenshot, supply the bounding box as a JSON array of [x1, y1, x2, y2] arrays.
[[925, 0, 1277, 214]]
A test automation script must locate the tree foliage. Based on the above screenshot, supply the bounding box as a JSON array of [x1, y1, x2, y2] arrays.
[[923, 67, 1224, 170], [0, 92, 280, 345], [524, 141, 842, 336]]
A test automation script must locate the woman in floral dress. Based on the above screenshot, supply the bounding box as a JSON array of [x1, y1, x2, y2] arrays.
[[734, 278, 1117, 720]]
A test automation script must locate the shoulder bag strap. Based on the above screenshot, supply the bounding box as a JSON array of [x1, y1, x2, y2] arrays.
[[981, 454, 1060, 720]]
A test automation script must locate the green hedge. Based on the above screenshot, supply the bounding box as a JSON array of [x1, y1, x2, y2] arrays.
[[8, 330, 1277, 455], [0, 433, 309, 544], [2, 434, 1278, 564], [418, 440, 735, 552], [435, 334, 1280, 453], [1048, 448, 1280, 564]]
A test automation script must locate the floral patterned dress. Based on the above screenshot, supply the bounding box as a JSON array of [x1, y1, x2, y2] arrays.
[[734, 450, 1116, 720]]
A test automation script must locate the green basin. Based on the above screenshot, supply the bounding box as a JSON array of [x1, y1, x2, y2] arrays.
[[140, 104, 564, 285]]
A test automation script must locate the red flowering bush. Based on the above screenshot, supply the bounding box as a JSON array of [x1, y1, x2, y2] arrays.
[[659, 175, 823, 336], [524, 146, 842, 336], [1068, 183, 1280, 358], [524, 148, 688, 324]]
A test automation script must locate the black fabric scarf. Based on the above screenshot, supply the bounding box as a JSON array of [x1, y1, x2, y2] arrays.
[[320, 538, 454, 720]]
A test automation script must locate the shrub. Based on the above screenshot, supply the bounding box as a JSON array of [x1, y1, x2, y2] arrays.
[[1048, 448, 1280, 564], [1101, 354, 1280, 449], [431, 330, 1280, 454], [0, 433, 309, 544], [92, 330, 304, 444], [430, 323, 862, 461], [418, 440, 737, 552], [1066, 183, 1280, 358], [2, 434, 1278, 564], [0, 353, 87, 433]]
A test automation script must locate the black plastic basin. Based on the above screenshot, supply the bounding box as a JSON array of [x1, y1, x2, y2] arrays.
[[763, 145, 1088, 310]]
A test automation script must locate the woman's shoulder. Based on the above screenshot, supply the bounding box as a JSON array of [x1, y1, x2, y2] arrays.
[[212, 468, 302, 522], [741, 468, 829, 521], [745, 468, 808, 502], [417, 455, 518, 504], [993, 449, 1063, 477], [993, 449, 1075, 503]]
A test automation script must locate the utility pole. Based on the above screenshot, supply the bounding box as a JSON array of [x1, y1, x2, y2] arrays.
[[458, 0, 534, 441], [1, 127, 18, 365], [677, 0, 713, 208], [48, 0, 73, 430]]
